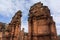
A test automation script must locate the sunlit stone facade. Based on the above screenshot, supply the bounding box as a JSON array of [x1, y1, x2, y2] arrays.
[[0, 2, 57, 40]]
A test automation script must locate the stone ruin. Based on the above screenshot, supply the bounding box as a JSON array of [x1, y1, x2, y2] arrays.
[[0, 2, 58, 40], [28, 2, 57, 40]]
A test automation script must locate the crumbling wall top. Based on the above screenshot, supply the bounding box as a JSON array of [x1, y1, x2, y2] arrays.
[[29, 2, 50, 17]]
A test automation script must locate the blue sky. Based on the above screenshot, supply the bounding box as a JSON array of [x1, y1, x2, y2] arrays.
[[0, 0, 60, 35]]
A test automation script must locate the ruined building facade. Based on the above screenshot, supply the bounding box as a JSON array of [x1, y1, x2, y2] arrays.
[[9, 11, 22, 40], [28, 2, 57, 40], [0, 2, 57, 40]]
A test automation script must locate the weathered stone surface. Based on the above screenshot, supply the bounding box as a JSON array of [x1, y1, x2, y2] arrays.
[[0, 2, 58, 40], [28, 2, 57, 40], [9, 10, 22, 40]]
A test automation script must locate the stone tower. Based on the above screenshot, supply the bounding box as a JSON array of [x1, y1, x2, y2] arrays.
[[9, 10, 22, 40], [28, 2, 57, 40]]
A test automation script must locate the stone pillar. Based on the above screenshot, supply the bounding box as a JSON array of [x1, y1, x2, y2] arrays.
[[13, 24, 20, 40], [28, 17, 32, 40], [24, 35, 28, 40], [50, 18, 57, 40], [0, 32, 2, 40], [21, 28, 24, 40], [32, 17, 38, 40]]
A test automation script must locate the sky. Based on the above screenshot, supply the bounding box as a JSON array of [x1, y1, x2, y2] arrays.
[[0, 0, 60, 35]]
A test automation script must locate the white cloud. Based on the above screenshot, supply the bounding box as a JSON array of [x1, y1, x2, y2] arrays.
[[21, 21, 28, 32], [53, 16, 60, 24], [0, 0, 60, 35], [48, 0, 60, 14], [56, 25, 60, 35], [0, 0, 13, 17], [0, 0, 26, 17]]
